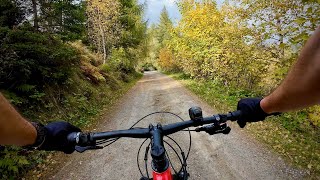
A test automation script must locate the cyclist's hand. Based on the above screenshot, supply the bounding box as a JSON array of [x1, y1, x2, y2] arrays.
[[236, 98, 271, 128], [39, 121, 81, 154]]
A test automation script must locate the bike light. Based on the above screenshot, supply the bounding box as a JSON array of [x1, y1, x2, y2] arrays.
[[189, 106, 203, 121]]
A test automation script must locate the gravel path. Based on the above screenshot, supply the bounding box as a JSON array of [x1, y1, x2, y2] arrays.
[[48, 71, 306, 180]]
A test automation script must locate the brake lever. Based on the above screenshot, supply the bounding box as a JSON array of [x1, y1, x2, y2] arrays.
[[195, 123, 231, 135], [75, 145, 103, 153]]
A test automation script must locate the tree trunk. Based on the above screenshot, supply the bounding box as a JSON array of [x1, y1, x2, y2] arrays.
[[31, 0, 39, 30], [97, 8, 107, 64], [61, 0, 64, 33]]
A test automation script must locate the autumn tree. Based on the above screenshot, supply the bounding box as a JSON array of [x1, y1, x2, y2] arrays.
[[239, 0, 320, 47], [234, 0, 320, 86], [158, 47, 178, 71], [155, 1, 268, 90], [86, 0, 121, 64], [153, 0, 320, 173]]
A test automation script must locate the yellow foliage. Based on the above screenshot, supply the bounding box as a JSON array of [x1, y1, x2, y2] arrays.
[[158, 47, 178, 71], [164, 0, 319, 91], [80, 61, 106, 84], [86, 0, 121, 60], [307, 106, 320, 127], [167, 1, 269, 88], [70, 41, 106, 84], [70, 41, 103, 65]]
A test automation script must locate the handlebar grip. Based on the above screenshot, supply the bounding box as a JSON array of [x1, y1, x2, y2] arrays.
[[229, 110, 242, 121], [67, 132, 96, 146]]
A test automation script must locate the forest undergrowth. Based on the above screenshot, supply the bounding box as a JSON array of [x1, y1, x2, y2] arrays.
[[0, 0, 148, 178]]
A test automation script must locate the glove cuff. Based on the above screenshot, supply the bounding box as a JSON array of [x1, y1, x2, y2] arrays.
[[24, 122, 47, 150]]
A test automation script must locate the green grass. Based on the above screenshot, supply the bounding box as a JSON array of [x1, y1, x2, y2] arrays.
[[168, 72, 320, 178]]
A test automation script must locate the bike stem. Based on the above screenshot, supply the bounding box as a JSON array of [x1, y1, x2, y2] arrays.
[[149, 123, 169, 173]]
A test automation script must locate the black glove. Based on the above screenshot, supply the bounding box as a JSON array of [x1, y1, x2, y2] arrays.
[[34, 121, 81, 154], [236, 98, 272, 128]]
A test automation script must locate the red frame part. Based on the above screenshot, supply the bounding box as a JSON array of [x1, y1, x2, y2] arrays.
[[152, 167, 173, 180]]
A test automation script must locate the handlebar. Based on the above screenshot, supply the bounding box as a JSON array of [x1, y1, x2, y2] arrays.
[[67, 110, 242, 147]]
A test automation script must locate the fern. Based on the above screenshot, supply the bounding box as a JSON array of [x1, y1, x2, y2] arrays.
[[0, 147, 29, 179], [15, 84, 35, 93]]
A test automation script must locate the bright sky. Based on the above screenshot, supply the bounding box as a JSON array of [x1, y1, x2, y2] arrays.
[[139, 0, 225, 26]]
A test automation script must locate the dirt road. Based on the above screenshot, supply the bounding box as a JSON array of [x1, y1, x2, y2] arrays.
[[48, 71, 306, 180]]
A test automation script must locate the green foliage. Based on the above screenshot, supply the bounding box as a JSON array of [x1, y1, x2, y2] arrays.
[[0, 0, 145, 178], [34, 0, 87, 41], [0, 67, 141, 179], [0, 147, 29, 179], [141, 62, 157, 71], [156, 7, 173, 49], [112, 0, 149, 71], [118, 0, 146, 48], [50, 0, 86, 41], [99, 64, 112, 73], [109, 47, 133, 73], [0, 146, 49, 180], [0, 25, 78, 109], [0, 26, 79, 175], [0, 0, 24, 28]]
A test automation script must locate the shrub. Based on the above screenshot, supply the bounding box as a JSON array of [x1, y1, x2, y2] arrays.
[[141, 62, 157, 71], [0, 25, 78, 109], [108, 47, 134, 73]]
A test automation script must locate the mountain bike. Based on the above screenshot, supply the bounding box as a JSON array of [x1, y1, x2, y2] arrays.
[[67, 106, 242, 180]]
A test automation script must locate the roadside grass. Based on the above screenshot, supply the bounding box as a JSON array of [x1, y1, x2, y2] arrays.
[[168, 72, 320, 178], [32, 71, 142, 129], [29, 72, 142, 178], [1, 71, 142, 180]]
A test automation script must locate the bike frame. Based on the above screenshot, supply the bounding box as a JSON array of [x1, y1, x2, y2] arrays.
[[152, 168, 173, 180]]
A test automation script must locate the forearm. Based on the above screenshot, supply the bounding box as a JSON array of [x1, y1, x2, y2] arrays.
[[261, 26, 320, 113], [0, 93, 37, 146]]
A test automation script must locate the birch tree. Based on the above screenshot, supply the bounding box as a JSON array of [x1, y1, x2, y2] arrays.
[[86, 0, 121, 64]]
